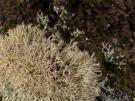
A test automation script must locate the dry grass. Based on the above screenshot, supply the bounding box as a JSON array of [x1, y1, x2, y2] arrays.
[[0, 24, 101, 101]]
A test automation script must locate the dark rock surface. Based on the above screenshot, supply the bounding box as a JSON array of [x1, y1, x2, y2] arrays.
[[96, 88, 130, 101]]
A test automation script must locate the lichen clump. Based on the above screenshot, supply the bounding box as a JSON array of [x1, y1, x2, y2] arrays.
[[0, 24, 101, 101]]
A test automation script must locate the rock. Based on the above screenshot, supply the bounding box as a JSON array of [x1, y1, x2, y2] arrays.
[[97, 88, 130, 101]]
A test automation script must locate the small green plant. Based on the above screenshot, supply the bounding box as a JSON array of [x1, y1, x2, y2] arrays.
[[102, 42, 114, 63], [36, 6, 70, 40], [71, 28, 85, 38], [53, 6, 70, 31], [102, 42, 126, 69], [36, 11, 49, 31]]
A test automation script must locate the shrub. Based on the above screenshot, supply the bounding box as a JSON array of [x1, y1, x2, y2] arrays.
[[0, 24, 101, 101]]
